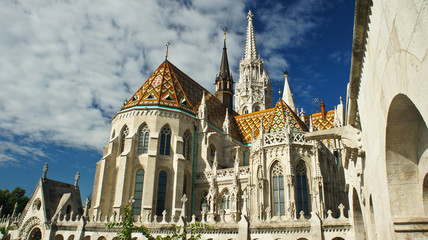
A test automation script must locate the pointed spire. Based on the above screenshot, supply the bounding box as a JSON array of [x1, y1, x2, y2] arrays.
[[223, 108, 230, 135], [282, 69, 296, 112], [219, 26, 231, 80], [245, 10, 258, 60]]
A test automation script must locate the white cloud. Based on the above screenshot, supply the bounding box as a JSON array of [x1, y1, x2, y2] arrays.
[[0, 0, 329, 166]]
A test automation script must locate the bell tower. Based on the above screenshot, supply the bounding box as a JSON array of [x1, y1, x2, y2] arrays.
[[234, 10, 273, 114], [215, 27, 234, 110]]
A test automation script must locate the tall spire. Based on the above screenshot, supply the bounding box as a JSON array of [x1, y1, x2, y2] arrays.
[[215, 26, 234, 110], [282, 69, 296, 112], [245, 10, 258, 60], [219, 26, 231, 79]]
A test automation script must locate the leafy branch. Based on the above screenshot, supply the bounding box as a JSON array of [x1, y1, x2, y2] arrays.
[[106, 205, 211, 240]]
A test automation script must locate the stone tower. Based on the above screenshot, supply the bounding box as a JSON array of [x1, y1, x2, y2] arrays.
[[234, 10, 273, 115], [215, 27, 234, 110]]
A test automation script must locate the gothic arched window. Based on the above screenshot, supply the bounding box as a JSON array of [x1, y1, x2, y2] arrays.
[[242, 107, 249, 115], [183, 131, 191, 160], [221, 190, 231, 210], [156, 171, 167, 216], [138, 124, 150, 154], [296, 161, 309, 215], [133, 169, 145, 215], [120, 125, 129, 153], [159, 125, 171, 156], [271, 162, 285, 216]]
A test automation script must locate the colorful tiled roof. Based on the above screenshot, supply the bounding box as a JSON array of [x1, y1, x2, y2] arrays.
[[267, 100, 308, 133], [235, 99, 308, 143], [121, 60, 243, 142], [304, 110, 335, 131], [235, 108, 275, 143]]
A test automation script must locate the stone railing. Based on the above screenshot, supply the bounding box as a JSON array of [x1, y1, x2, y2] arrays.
[[196, 166, 250, 182], [263, 130, 310, 147]]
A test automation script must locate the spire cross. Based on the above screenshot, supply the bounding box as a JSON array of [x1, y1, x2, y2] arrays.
[[223, 26, 227, 40], [314, 95, 320, 112], [276, 81, 283, 98], [165, 42, 171, 60], [284, 69, 288, 78]]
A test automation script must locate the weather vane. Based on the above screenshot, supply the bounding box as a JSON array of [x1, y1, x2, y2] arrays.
[[223, 26, 227, 40], [165, 42, 171, 60], [314, 94, 320, 113]]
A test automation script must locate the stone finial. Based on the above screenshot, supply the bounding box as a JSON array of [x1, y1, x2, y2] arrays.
[[180, 194, 188, 218], [265, 207, 271, 223], [299, 211, 305, 220], [338, 203, 345, 219], [74, 172, 80, 187], [161, 210, 167, 223], [42, 163, 49, 179], [84, 198, 90, 218]]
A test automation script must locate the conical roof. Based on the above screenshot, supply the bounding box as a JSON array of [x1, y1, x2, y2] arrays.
[[120, 60, 244, 142]]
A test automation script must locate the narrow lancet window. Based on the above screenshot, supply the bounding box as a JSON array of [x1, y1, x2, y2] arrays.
[[133, 170, 145, 215], [138, 124, 150, 154], [272, 162, 285, 216], [183, 131, 191, 160], [156, 171, 167, 216], [296, 161, 309, 215], [120, 125, 129, 153], [159, 125, 171, 156]]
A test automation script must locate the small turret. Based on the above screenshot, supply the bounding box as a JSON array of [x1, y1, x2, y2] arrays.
[[215, 27, 234, 110]]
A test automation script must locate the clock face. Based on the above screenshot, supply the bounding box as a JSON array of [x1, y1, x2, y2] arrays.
[[153, 75, 163, 87]]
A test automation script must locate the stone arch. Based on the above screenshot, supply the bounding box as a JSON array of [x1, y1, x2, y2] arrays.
[[27, 227, 42, 240], [242, 106, 249, 115], [385, 94, 428, 218], [112, 237, 119, 240], [96, 237, 106, 240], [83, 236, 90, 240], [331, 238, 345, 240], [67, 235, 75, 240], [352, 188, 367, 240], [253, 104, 260, 112], [54, 234, 64, 240]]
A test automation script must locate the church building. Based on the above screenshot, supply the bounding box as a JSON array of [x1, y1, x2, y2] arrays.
[[2, 1, 426, 239]]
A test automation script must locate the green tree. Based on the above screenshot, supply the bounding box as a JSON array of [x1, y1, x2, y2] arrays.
[[0, 187, 29, 217], [106, 204, 210, 240]]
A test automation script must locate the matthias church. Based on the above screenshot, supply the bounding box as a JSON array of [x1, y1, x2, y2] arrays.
[[1, 1, 427, 239]]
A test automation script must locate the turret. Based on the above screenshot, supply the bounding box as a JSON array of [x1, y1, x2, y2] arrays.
[[215, 27, 234, 110]]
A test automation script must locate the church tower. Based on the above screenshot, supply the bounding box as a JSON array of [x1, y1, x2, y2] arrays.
[[234, 10, 273, 114], [215, 27, 234, 110]]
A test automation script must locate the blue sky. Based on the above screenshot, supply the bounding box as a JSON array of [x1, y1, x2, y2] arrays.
[[0, 0, 355, 200]]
